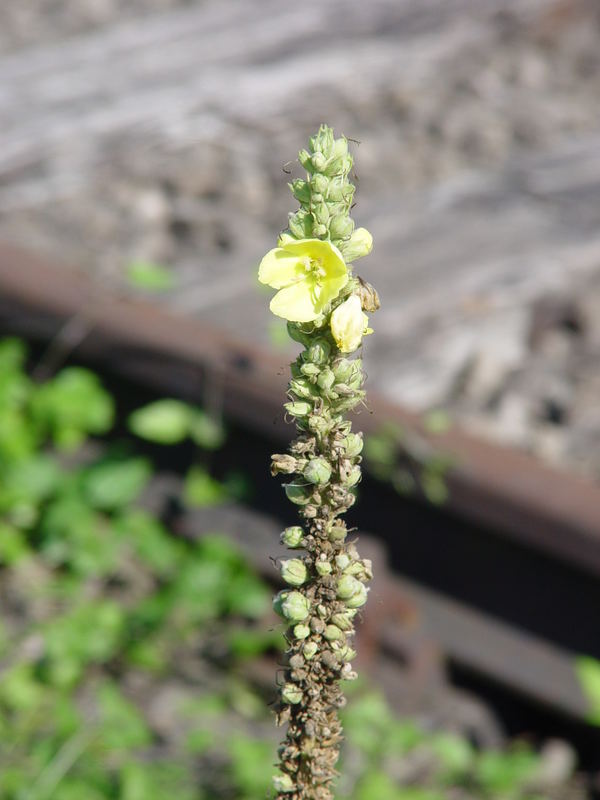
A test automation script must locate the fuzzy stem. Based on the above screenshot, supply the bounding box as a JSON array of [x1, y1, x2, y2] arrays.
[[268, 125, 379, 800]]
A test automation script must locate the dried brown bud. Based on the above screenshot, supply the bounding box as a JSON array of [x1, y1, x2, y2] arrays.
[[357, 276, 380, 312]]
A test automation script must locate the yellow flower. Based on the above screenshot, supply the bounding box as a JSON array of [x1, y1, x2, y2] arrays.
[[330, 295, 373, 353], [258, 238, 349, 322]]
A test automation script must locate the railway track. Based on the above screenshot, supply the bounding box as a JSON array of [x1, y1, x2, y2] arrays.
[[1, 243, 599, 761]]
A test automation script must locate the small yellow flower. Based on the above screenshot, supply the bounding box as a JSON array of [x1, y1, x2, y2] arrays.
[[258, 238, 349, 322], [330, 295, 373, 353]]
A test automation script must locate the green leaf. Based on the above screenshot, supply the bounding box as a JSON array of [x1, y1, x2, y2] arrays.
[[575, 655, 600, 725], [228, 735, 273, 797], [183, 466, 226, 507], [430, 731, 474, 779], [126, 261, 175, 292], [97, 681, 151, 750], [475, 745, 538, 793], [83, 458, 151, 510], [128, 400, 192, 444]]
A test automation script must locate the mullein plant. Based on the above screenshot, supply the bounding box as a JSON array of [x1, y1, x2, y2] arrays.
[[259, 125, 380, 799]]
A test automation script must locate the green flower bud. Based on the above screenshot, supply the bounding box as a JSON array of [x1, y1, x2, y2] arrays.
[[345, 583, 369, 609], [300, 362, 321, 378], [330, 611, 356, 631], [281, 526, 304, 548], [271, 454, 298, 475], [329, 215, 354, 240], [281, 683, 303, 704], [298, 149, 315, 172], [324, 153, 353, 177], [337, 574, 363, 600], [289, 179, 311, 204], [305, 339, 331, 365], [310, 125, 335, 158], [328, 525, 347, 543], [343, 465, 362, 487], [315, 560, 332, 576], [331, 643, 357, 661], [343, 433, 363, 457], [304, 457, 331, 485], [284, 482, 311, 505], [326, 178, 354, 202], [313, 203, 330, 225], [332, 358, 353, 382], [273, 590, 310, 622], [281, 558, 308, 587], [289, 377, 316, 399], [313, 223, 328, 237], [303, 641, 318, 659], [332, 137, 349, 159], [307, 415, 330, 435], [338, 227, 373, 262], [312, 152, 327, 171], [324, 624, 344, 642], [273, 774, 295, 794], [293, 623, 310, 639], [284, 401, 312, 418], [310, 174, 329, 194], [335, 553, 351, 571], [317, 367, 335, 391], [288, 210, 313, 238]]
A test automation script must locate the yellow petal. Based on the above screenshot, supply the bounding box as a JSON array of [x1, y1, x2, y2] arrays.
[[258, 248, 305, 289], [270, 280, 318, 322], [330, 295, 371, 353]]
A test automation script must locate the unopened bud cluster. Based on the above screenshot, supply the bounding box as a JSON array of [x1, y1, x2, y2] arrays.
[[266, 126, 379, 800]]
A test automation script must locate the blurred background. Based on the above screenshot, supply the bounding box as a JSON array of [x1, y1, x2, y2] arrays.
[[1, 1, 600, 798]]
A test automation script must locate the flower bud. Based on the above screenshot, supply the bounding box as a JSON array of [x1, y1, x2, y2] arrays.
[[303, 641, 318, 659], [326, 178, 353, 202], [288, 210, 313, 239], [310, 125, 335, 158], [324, 153, 353, 177], [345, 583, 368, 609], [335, 553, 351, 571], [328, 525, 347, 543], [317, 367, 335, 392], [281, 526, 304, 548], [313, 223, 328, 237], [271, 454, 298, 476], [289, 179, 311, 204], [305, 339, 331, 365], [286, 322, 311, 345], [293, 623, 310, 639], [315, 560, 332, 576], [338, 227, 373, 263], [300, 362, 321, 378], [310, 174, 328, 194], [281, 683, 303, 704], [343, 433, 363, 458], [273, 774, 295, 794], [310, 617, 325, 634], [358, 276, 381, 312], [332, 643, 356, 661], [329, 214, 354, 240], [341, 663, 358, 681], [312, 152, 327, 171], [273, 590, 310, 622], [284, 401, 312, 418], [284, 483, 311, 506], [332, 358, 353, 383], [330, 611, 356, 631], [302, 503, 318, 518], [298, 149, 314, 171], [337, 575, 362, 600], [281, 559, 307, 587], [324, 624, 344, 642], [313, 203, 330, 225], [304, 457, 331, 485], [332, 137, 348, 159], [307, 415, 330, 435], [343, 465, 361, 487], [331, 295, 372, 354]]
